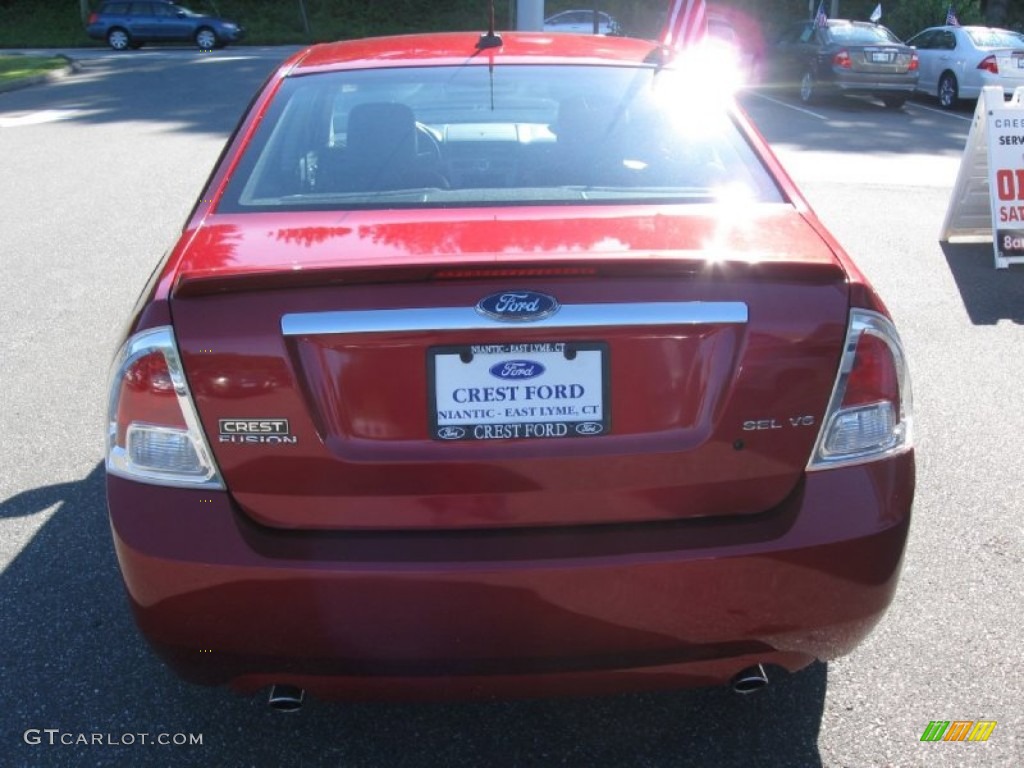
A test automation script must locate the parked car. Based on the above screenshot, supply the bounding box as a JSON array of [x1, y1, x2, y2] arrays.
[[706, 8, 765, 86], [765, 19, 919, 108], [86, 0, 244, 51], [105, 30, 914, 707], [907, 25, 1024, 109], [543, 9, 620, 36]]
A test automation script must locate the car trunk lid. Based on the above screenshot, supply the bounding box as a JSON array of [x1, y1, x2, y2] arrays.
[[170, 206, 850, 531], [847, 46, 915, 74]]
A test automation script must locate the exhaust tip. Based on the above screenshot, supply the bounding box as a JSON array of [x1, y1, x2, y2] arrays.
[[731, 664, 769, 694], [268, 684, 305, 712]]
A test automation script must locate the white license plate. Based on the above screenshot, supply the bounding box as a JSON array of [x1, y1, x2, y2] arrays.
[[871, 52, 892, 63], [429, 342, 609, 441]]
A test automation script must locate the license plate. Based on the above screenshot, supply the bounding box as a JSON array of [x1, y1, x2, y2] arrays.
[[429, 342, 609, 441], [871, 52, 892, 63]]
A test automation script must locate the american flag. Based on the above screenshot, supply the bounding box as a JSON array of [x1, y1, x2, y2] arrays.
[[945, 5, 960, 26], [814, 0, 828, 29], [660, 0, 707, 49]]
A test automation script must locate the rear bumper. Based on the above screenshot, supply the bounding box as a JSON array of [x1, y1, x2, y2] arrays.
[[828, 70, 918, 94], [107, 452, 913, 700], [960, 73, 1024, 101]]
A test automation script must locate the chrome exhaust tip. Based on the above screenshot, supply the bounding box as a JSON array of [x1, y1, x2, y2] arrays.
[[731, 664, 769, 694], [268, 684, 305, 712]]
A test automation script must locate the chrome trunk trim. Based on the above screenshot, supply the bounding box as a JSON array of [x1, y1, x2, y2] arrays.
[[282, 302, 748, 336]]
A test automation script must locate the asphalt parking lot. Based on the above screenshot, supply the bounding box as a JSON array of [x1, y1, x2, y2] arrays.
[[1, 48, 1021, 767]]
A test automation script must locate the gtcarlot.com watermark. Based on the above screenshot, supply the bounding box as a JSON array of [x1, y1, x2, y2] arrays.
[[24, 729, 203, 747]]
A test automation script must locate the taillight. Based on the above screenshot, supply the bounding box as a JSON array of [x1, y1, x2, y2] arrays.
[[87, 12, 98, 24], [833, 49, 852, 69], [106, 326, 223, 488], [808, 309, 912, 470], [978, 55, 999, 74], [909, 52, 919, 71]]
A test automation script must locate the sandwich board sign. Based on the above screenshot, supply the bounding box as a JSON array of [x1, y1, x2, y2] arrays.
[[941, 85, 1024, 268]]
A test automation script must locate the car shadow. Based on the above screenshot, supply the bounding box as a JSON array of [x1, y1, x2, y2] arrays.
[[940, 241, 1024, 325], [2, 464, 826, 767]]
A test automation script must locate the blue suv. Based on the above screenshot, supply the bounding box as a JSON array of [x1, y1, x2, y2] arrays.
[[86, 1, 245, 51]]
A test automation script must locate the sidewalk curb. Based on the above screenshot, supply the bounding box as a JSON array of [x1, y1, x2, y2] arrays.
[[0, 54, 81, 94]]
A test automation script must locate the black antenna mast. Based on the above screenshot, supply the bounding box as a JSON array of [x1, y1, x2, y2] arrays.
[[477, 0, 503, 49]]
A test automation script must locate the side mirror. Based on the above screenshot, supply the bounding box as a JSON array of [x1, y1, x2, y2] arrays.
[[176, 10, 185, 17]]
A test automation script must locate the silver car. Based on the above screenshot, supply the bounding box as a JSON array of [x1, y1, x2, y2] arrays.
[[908, 25, 1024, 108], [543, 10, 620, 36]]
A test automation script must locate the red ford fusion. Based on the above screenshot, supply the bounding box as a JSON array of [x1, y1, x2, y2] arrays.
[[105, 31, 914, 709]]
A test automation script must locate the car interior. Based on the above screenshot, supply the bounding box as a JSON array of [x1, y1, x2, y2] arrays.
[[225, 65, 781, 210]]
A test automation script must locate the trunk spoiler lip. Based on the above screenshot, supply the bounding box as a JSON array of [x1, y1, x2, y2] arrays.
[[171, 258, 847, 299]]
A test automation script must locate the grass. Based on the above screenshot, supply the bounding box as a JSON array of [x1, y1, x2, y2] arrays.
[[0, 54, 68, 84]]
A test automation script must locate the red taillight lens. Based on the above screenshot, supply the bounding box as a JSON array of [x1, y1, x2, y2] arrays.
[[107, 327, 223, 488], [87, 12, 98, 24], [833, 49, 852, 69], [909, 53, 919, 71], [841, 333, 900, 408], [978, 55, 999, 74], [115, 351, 185, 445], [808, 310, 913, 470]]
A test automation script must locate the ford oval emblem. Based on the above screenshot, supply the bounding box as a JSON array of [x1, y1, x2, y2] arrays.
[[575, 422, 604, 435], [489, 360, 546, 380], [437, 426, 466, 440], [476, 291, 559, 323]]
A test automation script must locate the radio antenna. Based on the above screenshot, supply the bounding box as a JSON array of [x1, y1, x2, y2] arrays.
[[477, 0, 502, 49]]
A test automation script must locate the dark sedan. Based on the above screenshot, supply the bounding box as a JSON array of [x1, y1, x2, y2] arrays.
[[766, 19, 919, 108]]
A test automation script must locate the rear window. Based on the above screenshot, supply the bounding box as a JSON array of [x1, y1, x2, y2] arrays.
[[825, 23, 902, 45], [220, 64, 782, 212], [966, 28, 1024, 49], [102, 2, 130, 12]]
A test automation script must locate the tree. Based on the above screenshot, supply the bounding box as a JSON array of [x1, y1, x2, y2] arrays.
[[983, 0, 1009, 25]]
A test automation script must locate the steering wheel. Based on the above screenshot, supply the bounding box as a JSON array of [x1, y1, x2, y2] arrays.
[[415, 123, 443, 163]]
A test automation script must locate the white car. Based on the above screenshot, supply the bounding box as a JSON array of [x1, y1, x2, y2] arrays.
[[908, 25, 1024, 108], [543, 10, 620, 36]]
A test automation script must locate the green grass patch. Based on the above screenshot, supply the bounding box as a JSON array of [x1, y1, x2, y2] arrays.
[[0, 54, 68, 85]]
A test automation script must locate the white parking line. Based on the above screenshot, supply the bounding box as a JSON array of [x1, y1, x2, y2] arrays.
[[905, 101, 973, 121], [745, 91, 828, 121], [0, 109, 81, 128]]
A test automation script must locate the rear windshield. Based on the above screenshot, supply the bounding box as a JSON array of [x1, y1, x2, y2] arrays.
[[825, 23, 902, 45], [966, 28, 1024, 49], [219, 64, 782, 211]]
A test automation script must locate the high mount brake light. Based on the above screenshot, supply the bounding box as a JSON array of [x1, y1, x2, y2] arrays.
[[106, 326, 223, 489], [808, 309, 913, 470]]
